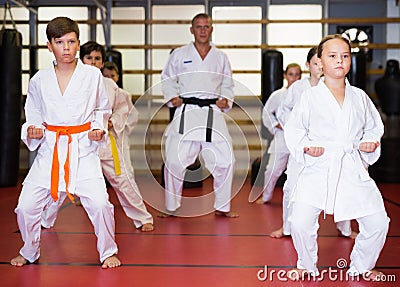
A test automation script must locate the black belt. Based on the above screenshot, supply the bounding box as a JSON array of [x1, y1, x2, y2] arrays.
[[178, 96, 218, 142]]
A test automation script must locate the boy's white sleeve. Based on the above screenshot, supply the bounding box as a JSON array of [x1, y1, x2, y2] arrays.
[[22, 75, 46, 151]]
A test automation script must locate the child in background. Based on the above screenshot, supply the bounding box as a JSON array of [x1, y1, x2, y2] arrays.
[[100, 59, 155, 232], [256, 63, 301, 207]]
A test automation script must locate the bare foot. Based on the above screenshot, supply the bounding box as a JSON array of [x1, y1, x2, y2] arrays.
[[157, 211, 179, 218], [364, 270, 384, 281], [348, 231, 358, 239], [10, 255, 28, 267], [255, 198, 268, 204], [287, 268, 309, 281], [157, 212, 171, 218], [101, 255, 121, 269], [215, 210, 239, 218], [270, 227, 289, 238], [74, 197, 82, 206], [339, 230, 358, 239], [140, 223, 154, 232]]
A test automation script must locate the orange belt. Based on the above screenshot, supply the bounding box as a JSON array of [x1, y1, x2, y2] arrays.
[[46, 122, 91, 202]]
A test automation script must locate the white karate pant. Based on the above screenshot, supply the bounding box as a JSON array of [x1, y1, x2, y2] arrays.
[[100, 143, 153, 228], [42, 144, 153, 229], [281, 183, 352, 236], [281, 156, 352, 237], [262, 152, 289, 202], [164, 135, 235, 213], [16, 177, 118, 263], [289, 201, 389, 275], [281, 181, 292, 236]]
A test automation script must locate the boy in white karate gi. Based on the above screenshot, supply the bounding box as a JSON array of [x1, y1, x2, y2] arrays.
[[285, 34, 389, 281], [99, 58, 154, 232], [42, 42, 154, 232], [11, 17, 120, 268], [160, 13, 237, 217]]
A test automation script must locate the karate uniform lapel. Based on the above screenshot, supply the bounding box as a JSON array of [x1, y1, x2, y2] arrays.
[[320, 79, 350, 214]]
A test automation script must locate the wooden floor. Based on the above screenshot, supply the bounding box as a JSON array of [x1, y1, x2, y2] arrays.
[[0, 175, 399, 287]]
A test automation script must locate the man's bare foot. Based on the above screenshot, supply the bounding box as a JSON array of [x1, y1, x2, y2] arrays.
[[140, 223, 154, 232], [157, 209, 180, 218], [364, 270, 384, 281], [256, 198, 268, 204], [270, 227, 289, 238], [101, 255, 121, 269], [157, 212, 171, 218], [10, 255, 28, 267], [215, 210, 239, 218], [287, 268, 309, 281]]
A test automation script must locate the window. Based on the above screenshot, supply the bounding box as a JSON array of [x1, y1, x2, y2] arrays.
[[268, 4, 322, 79], [213, 6, 262, 96]]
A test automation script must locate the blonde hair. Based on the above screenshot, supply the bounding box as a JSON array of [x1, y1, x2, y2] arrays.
[[285, 63, 302, 74]]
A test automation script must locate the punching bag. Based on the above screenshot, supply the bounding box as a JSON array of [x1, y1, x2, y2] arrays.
[[261, 50, 283, 140], [370, 59, 400, 182], [375, 59, 400, 116], [369, 138, 400, 183], [251, 50, 283, 186], [106, 49, 123, 88], [347, 52, 367, 90], [0, 28, 22, 186], [261, 50, 284, 105]]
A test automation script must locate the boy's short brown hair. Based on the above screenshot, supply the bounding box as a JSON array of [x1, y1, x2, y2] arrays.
[[79, 41, 106, 62], [104, 61, 119, 74], [46, 17, 79, 42]]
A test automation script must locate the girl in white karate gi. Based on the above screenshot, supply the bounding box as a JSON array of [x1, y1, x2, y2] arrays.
[[11, 17, 120, 268], [284, 34, 389, 281], [273, 47, 356, 239], [257, 64, 301, 209]]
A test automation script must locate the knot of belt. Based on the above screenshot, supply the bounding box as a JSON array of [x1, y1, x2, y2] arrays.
[[322, 142, 370, 217], [45, 122, 91, 203], [178, 96, 218, 142], [343, 143, 353, 154]]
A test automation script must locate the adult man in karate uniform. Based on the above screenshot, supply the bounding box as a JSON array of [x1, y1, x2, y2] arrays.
[[160, 13, 237, 217]]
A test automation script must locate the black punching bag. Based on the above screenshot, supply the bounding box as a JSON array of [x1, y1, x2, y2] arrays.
[[369, 59, 400, 182], [106, 49, 123, 88], [261, 50, 283, 140], [375, 59, 400, 116], [347, 52, 367, 90], [251, 50, 283, 186], [261, 50, 284, 105], [261, 50, 283, 139], [0, 28, 22, 186]]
